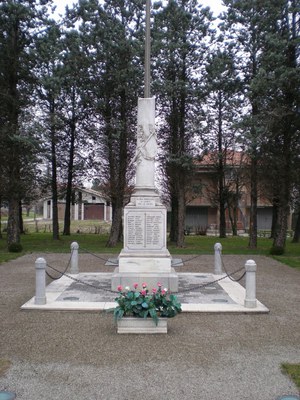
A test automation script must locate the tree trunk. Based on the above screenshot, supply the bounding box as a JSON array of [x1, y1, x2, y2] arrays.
[[292, 211, 300, 243], [19, 201, 24, 234], [63, 107, 76, 236], [272, 138, 291, 251], [219, 191, 227, 238], [106, 89, 128, 247], [169, 195, 178, 243], [6, 21, 21, 248], [231, 186, 239, 236], [106, 201, 123, 247], [50, 100, 59, 240], [273, 205, 289, 249], [7, 197, 20, 247], [176, 181, 186, 247], [0, 196, 2, 239], [217, 94, 226, 239], [248, 151, 258, 248], [270, 198, 279, 239], [272, 8, 296, 250], [228, 205, 238, 236]]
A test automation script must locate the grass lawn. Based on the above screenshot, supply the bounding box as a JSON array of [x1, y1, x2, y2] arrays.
[[281, 363, 300, 391], [0, 232, 299, 269], [0, 359, 11, 377]]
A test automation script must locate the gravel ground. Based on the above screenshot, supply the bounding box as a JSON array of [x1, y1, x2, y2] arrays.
[[0, 252, 299, 400]]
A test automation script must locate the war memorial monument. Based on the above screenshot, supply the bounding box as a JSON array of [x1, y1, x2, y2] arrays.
[[111, 0, 178, 292]]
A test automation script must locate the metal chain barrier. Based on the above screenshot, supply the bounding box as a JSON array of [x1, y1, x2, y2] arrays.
[[45, 249, 74, 280], [79, 247, 111, 263], [46, 263, 116, 293], [219, 250, 246, 282], [45, 260, 246, 295], [176, 266, 246, 294], [172, 254, 203, 267], [44, 244, 246, 294], [79, 247, 204, 267]]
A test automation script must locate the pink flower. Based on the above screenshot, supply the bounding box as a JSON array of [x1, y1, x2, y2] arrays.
[[161, 289, 166, 295], [140, 290, 147, 296], [152, 288, 157, 294], [157, 282, 162, 287], [117, 285, 122, 292], [133, 283, 138, 289], [142, 282, 147, 288]]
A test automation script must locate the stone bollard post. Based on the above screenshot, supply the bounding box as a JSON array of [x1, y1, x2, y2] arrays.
[[214, 242, 223, 275], [35, 257, 46, 305], [244, 259, 257, 308], [70, 242, 79, 274]]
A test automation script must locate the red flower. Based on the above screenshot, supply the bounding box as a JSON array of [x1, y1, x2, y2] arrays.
[[117, 285, 122, 292]]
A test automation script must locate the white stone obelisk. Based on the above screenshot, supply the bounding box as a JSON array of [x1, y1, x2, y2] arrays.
[[111, 0, 178, 291]]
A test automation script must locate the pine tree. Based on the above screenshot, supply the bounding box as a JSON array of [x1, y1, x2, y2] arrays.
[[59, 28, 93, 236], [203, 49, 243, 238], [153, 0, 213, 247], [35, 20, 64, 240], [253, 0, 300, 251], [222, 0, 274, 248], [0, 0, 53, 249], [76, 0, 144, 246]]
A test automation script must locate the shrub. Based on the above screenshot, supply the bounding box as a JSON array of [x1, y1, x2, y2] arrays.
[[8, 243, 23, 253], [270, 245, 284, 255]]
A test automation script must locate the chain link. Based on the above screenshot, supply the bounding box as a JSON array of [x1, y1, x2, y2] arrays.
[[46, 263, 116, 293], [78, 248, 204, 268], [46, 249, 74, 280], [219, 249, 246, 282], [79, 247, 111, 263], [175, 266, 245, 294], [172, 254, 203, 267]]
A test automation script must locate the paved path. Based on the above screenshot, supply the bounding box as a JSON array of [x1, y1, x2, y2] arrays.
[[0, 253, 299, 400]]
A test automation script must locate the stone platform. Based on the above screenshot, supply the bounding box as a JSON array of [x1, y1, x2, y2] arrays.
[[21, 272, 269, 313]]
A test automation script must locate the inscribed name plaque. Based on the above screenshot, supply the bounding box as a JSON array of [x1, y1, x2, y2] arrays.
[[125, 210, 165, 250], [136, 197, 155, 207]]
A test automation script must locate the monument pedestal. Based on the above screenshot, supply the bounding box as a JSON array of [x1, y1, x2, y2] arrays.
[[111, 194, 178, 292]]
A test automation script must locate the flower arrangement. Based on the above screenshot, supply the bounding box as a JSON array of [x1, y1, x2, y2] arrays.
[[109, 282, 182, 325]]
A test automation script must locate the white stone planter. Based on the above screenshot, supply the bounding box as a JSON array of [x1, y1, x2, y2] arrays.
[[117, 317, 168, 334]]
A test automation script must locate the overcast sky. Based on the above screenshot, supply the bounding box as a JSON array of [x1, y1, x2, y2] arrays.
[[52, 0, 226, 19]]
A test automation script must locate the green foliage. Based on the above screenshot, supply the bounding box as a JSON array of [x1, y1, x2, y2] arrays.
[[73, 0, 144, 247], [108, 283, 182, 325], [8, 243, 23, 253], [281, 363, 300, 390], [152, 0, 214, 247], [0, 0, 54, 246]]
